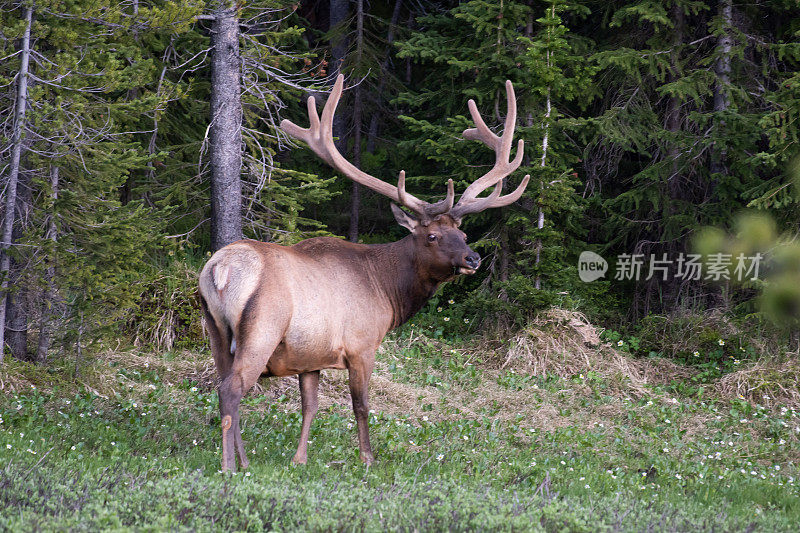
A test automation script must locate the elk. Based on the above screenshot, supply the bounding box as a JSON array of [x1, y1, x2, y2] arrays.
[[199, 75, 529, 471]]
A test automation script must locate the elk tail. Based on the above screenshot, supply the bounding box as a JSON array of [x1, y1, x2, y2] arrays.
[[212, 263, 230, 293]]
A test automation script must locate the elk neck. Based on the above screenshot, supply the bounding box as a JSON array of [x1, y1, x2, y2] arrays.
[[366, 235, 448, 329]]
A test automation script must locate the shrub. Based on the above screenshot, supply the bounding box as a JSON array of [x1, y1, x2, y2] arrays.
[[129, 259, 204, 351]]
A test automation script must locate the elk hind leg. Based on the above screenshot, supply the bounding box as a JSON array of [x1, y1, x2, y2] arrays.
[[203, 300, 246, 466], [219, 334, 280, 472], [347, 358, 375, 465], [201, 298, 234, 378], [292, 370, 320, 465]]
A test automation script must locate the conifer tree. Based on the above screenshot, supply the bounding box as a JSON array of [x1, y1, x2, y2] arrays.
[[587, 0, 800, 315], [0, 0, 193, 359], [394, 0, 595, 318]]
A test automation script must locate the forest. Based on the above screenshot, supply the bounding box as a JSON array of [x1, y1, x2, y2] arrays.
[[1, 0, 800, 530]]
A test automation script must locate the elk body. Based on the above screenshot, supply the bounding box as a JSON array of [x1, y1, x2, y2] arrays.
[[199, 75, 529, 471]]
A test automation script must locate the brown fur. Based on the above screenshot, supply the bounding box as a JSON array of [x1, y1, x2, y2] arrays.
[[199, 215, 479, 470]]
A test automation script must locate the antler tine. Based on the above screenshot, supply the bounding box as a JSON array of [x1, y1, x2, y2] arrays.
[[455, 80, 525, 212], [463, 99, 500, 150], [450, 174, 530, 220], [319, 73, 343, 139], [424, 179, 455, 216], [397, 170, 408, 206]]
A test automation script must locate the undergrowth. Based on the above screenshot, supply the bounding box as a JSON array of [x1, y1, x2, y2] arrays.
[[1, 309, 799, 531]]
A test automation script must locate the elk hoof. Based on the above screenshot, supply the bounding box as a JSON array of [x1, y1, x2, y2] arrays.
[[360, 453, 374, 466], [291, 454, 307, 465]]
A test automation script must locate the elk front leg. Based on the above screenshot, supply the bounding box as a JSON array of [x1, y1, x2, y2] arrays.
[[347, 358, 375, 465], [292, 370, 320, 465]]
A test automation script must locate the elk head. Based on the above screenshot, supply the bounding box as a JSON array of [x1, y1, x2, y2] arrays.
[[280, 75, 529, 278]]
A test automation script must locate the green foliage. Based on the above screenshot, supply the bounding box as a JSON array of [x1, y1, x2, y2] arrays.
[[694, 209, 800, 334], [0, 0, 174, 352], [585, 0, 800, 315], [0, 0, 336, 357]]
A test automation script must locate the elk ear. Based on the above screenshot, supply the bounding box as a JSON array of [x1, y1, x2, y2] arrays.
[[391, 203, 420, 232]]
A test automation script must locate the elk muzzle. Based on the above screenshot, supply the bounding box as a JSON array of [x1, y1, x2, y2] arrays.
[[459, 252, 481, 275]]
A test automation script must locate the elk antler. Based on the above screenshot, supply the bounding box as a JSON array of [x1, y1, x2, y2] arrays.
[[281, 76, 528, 224], [449, 80, 530, 220], [280, 75, 454, 222]]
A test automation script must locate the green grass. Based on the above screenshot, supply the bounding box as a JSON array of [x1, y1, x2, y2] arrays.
[[1, 338, 799, 531]]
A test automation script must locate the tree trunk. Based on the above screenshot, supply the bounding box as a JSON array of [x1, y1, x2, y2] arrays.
[[147, 65, 167, 187], [405, 11, 413, 84], [210, 2, 243, 252], [664, 3, 684, 193], [348, 0, 365, 242], [120, 0, 141, 205], [36, 166, 60, 363], [5, 295, 28, 361], [330, 0, 349, 152], [499, 225, 509, 282], [329, 0, 350, 236], [0, 6, 33, 362], [643, 2, 684, 316], [349, 97, 362, 241], [533, 90, 549, 290], [710, 0, 732, 179], [533, 5, 553, 291], [5, 162, 32, 361]]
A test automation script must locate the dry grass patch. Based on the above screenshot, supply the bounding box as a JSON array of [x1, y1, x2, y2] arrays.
[[716, 358, 800, 408], [492, 308, 695, 398]]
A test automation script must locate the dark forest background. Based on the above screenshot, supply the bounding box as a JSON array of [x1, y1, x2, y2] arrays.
[[1, 0, 799, 364]]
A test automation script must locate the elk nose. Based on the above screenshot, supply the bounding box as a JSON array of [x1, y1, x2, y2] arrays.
[[465, 253, 481, 269]]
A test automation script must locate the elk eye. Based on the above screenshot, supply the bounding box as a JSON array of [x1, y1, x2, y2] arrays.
[[427, 234, 437, 243]]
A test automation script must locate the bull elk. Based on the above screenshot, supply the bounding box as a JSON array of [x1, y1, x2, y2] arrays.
[[199, 75, 529, 471]]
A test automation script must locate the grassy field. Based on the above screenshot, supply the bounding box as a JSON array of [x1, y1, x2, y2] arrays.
[[1, 313, 799, 531]]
